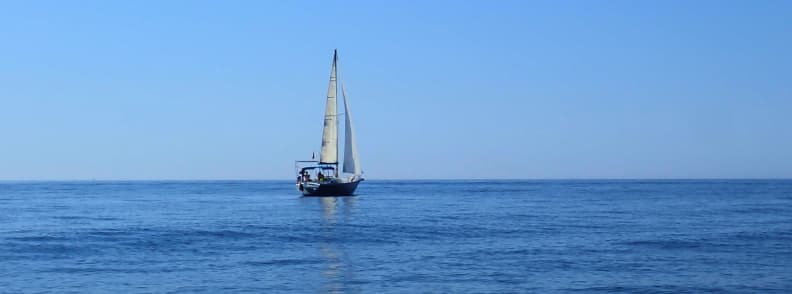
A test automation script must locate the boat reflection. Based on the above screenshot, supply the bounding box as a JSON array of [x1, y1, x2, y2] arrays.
[[316, 197, 359, 293]]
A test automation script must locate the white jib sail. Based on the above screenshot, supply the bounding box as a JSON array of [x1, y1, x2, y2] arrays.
[[319, 50, 338, 164], [341, 82, 361, 176]]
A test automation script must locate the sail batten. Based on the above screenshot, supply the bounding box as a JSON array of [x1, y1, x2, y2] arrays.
[[341, 83, 361, 176], [319, 50, 338, 164]]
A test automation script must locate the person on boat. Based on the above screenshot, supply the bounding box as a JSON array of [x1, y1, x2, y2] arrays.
[[317, 171, 324, 182]]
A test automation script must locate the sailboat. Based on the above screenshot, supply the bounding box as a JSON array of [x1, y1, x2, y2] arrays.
[[295, 50, 363, 196]]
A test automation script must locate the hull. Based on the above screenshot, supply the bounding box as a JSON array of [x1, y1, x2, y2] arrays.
[[300, 179, 362, 196]]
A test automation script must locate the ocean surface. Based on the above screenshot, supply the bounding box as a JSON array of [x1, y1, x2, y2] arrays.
[[1, 180, 790, 293]]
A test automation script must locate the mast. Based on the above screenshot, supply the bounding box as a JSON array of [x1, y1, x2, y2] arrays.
[[319, 50, 338, 168]]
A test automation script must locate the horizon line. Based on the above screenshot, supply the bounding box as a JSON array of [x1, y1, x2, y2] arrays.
[[1, 177, 791, 182]]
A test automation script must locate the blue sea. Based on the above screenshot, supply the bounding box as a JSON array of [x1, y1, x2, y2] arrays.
[[1, 180, 790, 293]]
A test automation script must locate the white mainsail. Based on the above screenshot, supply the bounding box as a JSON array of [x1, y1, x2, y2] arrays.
[[319, 50, 338, 164], [341, 83, 361, 176]]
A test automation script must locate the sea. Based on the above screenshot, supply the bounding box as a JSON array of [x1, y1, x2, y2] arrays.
[[0, 180, 790, 293]]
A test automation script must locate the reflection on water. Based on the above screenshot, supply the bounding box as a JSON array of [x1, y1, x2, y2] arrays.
[[320, 197, 337, 223], [317, 197, 358, 294]]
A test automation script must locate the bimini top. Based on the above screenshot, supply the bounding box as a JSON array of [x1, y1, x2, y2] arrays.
[[300, 166, 336, 172]]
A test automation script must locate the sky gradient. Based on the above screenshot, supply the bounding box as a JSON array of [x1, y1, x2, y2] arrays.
[[1, 0, 791, 180]]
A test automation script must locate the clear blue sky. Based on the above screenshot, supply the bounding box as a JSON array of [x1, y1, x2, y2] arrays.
[[1, 0, 790, 180]]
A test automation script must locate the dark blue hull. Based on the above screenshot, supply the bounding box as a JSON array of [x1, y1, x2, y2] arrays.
[[299, 179, 362, 196]]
